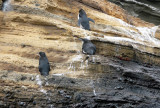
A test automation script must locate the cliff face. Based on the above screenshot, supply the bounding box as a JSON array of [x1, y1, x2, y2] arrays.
[[0, 0, 160, 107], [108, 0, 160, 25]]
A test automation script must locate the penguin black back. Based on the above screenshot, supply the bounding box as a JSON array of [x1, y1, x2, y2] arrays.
[[81, 38, 96, 55], [74, 36, 96, 55], [39, 52, 50, 76]]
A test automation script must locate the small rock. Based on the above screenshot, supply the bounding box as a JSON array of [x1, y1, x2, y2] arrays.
[[74, 93, 82, 102], [69, 50, 77, 53], [45, 82, 49, 86], [110, 105, 117, 108], [116, 67, 121, 71], [21, 86, 27, 90], [65, 95, 72, 99], [49, 104, 54, 108], [70, 80, 75, 84], [33, 101, 36, 105], [128, 79, 134, 83], [0, 101, 4, 106], [35, 3, 40, 6], [21, 44, 26, 48], [118, 78, 123, 81], [114, 86, 124, 90], [58, 90, 65, 96], [112, 76, 117, 79], [21, 76, 27, 81], [30, 76, 35, 81], [19, 102, 26, 106]]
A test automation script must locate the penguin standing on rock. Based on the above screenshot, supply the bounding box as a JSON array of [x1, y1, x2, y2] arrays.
[[38, 52, 50, 76], [78, 9, 95, 30], [74, 36, 96, 55]]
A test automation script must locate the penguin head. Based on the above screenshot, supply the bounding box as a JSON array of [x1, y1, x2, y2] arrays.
[[79, 38, 90, 43], [2, 0, 8, 2], [79, 9, 86, 17], [39, 52, 46, 57]]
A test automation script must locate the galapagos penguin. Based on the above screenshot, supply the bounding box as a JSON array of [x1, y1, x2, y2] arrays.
[[78, 9, 95, 30], [38, 52, 50, 76], [74, 36, 96, 55]]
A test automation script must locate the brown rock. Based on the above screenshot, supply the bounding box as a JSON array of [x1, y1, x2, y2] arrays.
[[155, 27, 160, 40], [0, 1, 160, 107]]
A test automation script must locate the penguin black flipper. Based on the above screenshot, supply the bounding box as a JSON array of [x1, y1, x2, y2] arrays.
[[88, 18, 95, 23]]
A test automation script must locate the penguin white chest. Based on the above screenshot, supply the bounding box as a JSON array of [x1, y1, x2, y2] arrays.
[[78, 14, 84, 29]]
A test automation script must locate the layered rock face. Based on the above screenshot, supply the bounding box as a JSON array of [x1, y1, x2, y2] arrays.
[[108, 0, 160, 25], [0, 0, 160, 107]]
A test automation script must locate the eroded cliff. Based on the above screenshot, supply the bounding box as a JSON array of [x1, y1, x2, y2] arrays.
[[0, 0, 160, 107]]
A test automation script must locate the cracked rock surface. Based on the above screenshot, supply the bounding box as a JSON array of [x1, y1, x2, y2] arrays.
[[0, 0, 160, 107]]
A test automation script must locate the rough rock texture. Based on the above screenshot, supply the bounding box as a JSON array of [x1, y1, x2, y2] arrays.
[[0, 0, 160, 107], [107, 0, 160, 39], [108, 0, 160, 25], [0, 57, 160, 108]]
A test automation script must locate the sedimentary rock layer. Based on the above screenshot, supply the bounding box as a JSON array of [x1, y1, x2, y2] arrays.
[[0, 0, 160, 107]]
